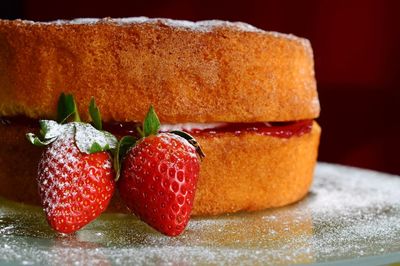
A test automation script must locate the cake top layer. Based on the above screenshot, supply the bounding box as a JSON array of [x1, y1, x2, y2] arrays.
[[20, 17, 265, 31], [7, 17, 311, 50], [0, 17, 319, 123]]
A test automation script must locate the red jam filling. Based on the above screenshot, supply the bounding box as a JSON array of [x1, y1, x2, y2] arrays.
[[82, 120, 313, 138], [1, 116, 313, 139], [184, 120, 313, 138]]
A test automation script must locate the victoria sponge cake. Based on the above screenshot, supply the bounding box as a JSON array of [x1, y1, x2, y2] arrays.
[[0, 17, 320, 216]]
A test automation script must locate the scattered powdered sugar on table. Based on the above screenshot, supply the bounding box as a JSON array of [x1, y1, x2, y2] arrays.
[[1, 163, 400, 265]]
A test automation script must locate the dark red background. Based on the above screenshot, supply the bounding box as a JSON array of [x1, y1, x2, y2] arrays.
[[1, 0, 399, 175]]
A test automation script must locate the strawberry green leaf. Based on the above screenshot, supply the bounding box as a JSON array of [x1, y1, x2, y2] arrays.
[[89, 142, 103, 153], [113, 136, 137, 181], [89, 97, 102, 130], [74, 123, 117, 154], [143, 105, 160, 137], [28, 94, 113, 150], [26, 120, 66, 147], [39, 120, 65, 140], [26, 133, 56, 146], [170, 130, 206, 160], [57, 93, 81, 123]]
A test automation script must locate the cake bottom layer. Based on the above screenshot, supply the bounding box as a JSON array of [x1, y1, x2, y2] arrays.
[[0, 121, 320, 216]]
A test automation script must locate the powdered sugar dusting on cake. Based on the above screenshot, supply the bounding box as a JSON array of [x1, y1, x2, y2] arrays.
[[47, 17, 265, 33], [311, 97, 320, 113], [11, 17, 309, 45], [52, 18, 101, 25]]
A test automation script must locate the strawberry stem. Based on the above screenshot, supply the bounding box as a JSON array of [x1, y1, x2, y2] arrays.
[[136, 126, 144, 138], [113, 136, 137, 181]]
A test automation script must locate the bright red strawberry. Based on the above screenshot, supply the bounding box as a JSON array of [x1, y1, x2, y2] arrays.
[[27, 93, 117, 233], [119, 133, 200, 236], [116, 106, 205, 236], [38, 134, 115, 233]]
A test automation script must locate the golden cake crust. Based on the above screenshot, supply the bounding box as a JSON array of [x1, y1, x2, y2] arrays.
[[0, 18, 319, 123], [0, 121, 320, 216]]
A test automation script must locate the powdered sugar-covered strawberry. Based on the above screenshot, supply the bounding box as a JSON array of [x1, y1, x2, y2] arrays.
[[27, 94, 117, 233], [38, 133, 114, 233], [115, 107, 205, 236]]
